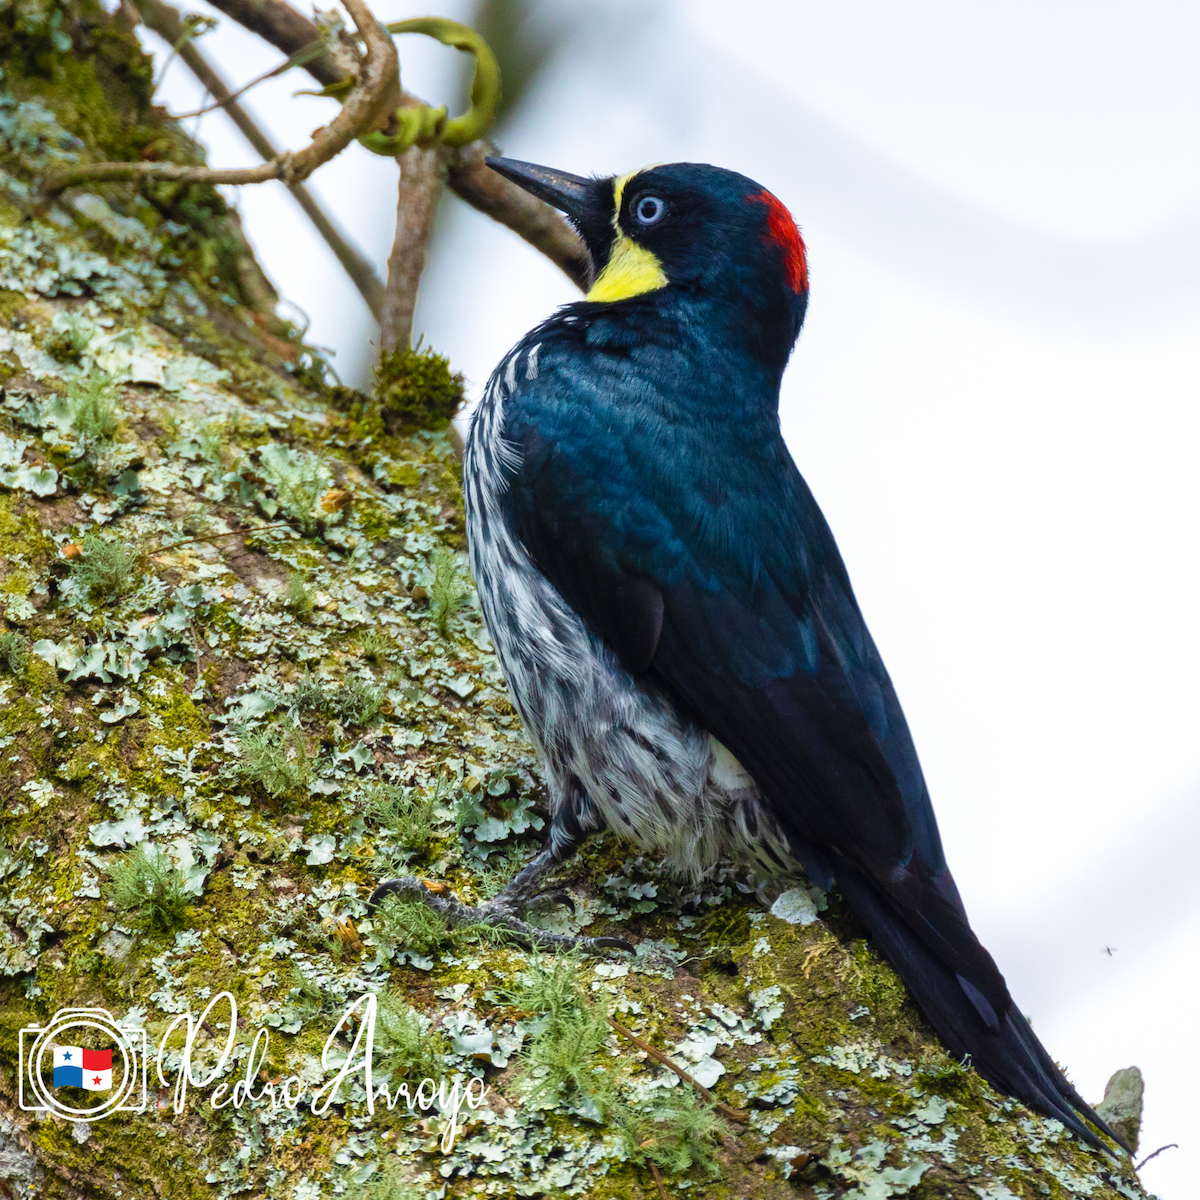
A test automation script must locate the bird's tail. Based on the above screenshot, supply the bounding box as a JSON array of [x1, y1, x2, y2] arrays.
[[833, 862, 1128, 1156]]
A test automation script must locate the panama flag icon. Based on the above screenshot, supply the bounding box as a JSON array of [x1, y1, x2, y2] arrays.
[[52, 1045, 112, 1091]]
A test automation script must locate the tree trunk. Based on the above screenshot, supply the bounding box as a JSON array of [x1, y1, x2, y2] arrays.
[[0, 4, 1153, 1197]]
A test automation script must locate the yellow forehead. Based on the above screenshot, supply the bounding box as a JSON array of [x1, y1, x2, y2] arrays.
[[611, 171, 638, 224]]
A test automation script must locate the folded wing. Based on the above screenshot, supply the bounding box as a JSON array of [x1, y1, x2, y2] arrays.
[[496, 368, 1122, 1150]]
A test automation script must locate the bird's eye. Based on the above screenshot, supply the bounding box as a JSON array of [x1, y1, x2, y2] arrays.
[[632, 195, 666, 226]]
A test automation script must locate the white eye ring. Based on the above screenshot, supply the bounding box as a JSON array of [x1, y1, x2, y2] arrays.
[[633, 195, 666, 226]]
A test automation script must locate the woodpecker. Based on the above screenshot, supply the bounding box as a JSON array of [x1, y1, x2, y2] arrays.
[[371, 158, 1123, 1155]]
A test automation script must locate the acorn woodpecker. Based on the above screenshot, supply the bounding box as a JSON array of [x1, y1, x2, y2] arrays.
[[371, 158, 1124, 1154]]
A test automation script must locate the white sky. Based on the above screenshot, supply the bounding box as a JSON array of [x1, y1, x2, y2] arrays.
[[143, 2, 1200, 1193]]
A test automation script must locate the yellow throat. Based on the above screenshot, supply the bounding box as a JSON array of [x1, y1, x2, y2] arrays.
[[585, 172, 669, 303]]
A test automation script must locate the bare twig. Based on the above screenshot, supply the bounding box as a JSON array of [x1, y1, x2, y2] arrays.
[[235, 0, 398, 181], [169, 39, 328, 118], [45, 160, 281, 192], [154, 521, 295, 552], [379, 145, 446, 352], [647, 1162, 669, 1200], [1136, 1144, 1178, 1171], [204, 0, 590, 292], [286, 186, 385, 321], [607, 1017, 750, 1123], [204, 0, 353, 88], [446, 140, 590, 291], [132, 0, 384, 320], [44, 0, 399, 196]]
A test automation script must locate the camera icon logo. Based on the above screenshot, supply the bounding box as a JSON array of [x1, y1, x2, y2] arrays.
[[18, 1008, 147, 1121]]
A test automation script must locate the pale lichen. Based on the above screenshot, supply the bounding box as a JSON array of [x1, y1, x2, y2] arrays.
[[0, 5, 1155, 1198]]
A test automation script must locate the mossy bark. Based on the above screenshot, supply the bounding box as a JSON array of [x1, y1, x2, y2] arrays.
[[0, 5, 1154, 1198]]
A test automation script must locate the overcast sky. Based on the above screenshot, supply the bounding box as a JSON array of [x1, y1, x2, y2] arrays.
[[141, 2, 1200, 1193]]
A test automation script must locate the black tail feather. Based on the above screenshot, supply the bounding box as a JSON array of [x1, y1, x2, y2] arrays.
[[834, 863, 1130, 1157]]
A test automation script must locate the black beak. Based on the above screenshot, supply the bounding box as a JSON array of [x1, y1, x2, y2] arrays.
[[485, 157, 595, 221], [486, 157, 617, 284]]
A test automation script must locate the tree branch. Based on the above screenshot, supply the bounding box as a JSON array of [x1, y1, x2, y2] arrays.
[[272, 0, 397, 183], [607, 1017, 750, 1123], [204, 0, 589, 292], [445, 140, 591, 291], [379, 145, 446, 352], [201, 0, 354, 87], [44, 160, 281, 190], [132, 0, 385, 321], [43, 0, 399, 197]]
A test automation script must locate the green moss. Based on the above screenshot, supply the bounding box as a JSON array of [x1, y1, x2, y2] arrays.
[[0, 567, 32, 597], [427, 546, 471, 637], [70, 530, 137, 599], [373, 343, 465, 434], [847, 937, 918, 1027], [372, 990, 449, 1082], [372, 896, 452, 957], [378, 461, 422, 489], [105, 842, 191, 932], [352, 496, 398, 541], [0, 493, 56, 568], [915, 1057, 980, 1104], [237, 721, 312, 799], [66, 370, 120, 440], [330, 675, 384, 727], [616, 1088, 723, 1180], [347, 1165, 424, 1200], [365, 782, 436, 859], [356, 628, 393, 663], [44, 313, 90, 363], [285, 569, 315, 618], [0, 628, 29, 672], [0, 288, 33, 324]]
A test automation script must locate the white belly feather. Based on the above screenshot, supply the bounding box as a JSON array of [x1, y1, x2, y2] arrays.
[[463, 346, 794, 881]]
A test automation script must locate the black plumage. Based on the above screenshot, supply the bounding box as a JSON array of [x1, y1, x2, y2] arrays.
[[447, 158, 1126, 1154]]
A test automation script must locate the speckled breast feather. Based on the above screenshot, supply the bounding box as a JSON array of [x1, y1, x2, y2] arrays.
[[463, 334, 794, 882]]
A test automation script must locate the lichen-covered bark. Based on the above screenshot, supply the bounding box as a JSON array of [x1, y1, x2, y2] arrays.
[[0, 5, 1154, 1198]]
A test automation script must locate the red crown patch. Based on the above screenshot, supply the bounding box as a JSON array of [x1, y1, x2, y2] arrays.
[[748, 190, 808, 294]]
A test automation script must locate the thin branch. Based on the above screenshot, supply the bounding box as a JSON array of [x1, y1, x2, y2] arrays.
[[169, 39, 329, 118], [262, 0, 398, 184], [204, 0, 590, 292], [379, 145, 445, 352], [1136, 1144, 1178, 1171], [132, 0, 384, 321], [607, 1017, 750, 1123], [154, 522, 295, 553], [151, 12, 216, 97], [285, 181, 384, 321], [44, 0, 399, 197], [446, 139, 590, 292], [203, 0, 353, 88], [45, 160, 281, 191], [647, 1162, 669, 1200]]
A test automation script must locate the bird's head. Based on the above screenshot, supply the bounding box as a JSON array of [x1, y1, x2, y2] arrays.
[[488, 158, 809, 364]]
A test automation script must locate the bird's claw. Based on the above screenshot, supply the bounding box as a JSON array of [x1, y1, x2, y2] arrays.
[[521, 887, 576, 916], [366, 874, 630, 955], [589, 935, 635, 953]]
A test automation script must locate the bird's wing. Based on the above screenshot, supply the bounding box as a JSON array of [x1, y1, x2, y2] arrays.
[[499, 367, 1011, 1018]]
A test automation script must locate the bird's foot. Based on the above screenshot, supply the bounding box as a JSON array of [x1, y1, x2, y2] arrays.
[[366, 875, 630, 954], [520, 888, 576, 917]]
